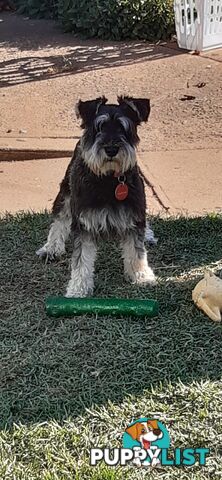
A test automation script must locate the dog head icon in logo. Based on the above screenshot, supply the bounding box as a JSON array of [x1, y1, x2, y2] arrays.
[[123, 417, 170, 466]]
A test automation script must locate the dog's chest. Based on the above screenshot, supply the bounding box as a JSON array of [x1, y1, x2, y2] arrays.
[[85, 173, 133, 206], [79, 206, 137, 235], [73, 167, 143, 209], [71, 164, 146, 233]]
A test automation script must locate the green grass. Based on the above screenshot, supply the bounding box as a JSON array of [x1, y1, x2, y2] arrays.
[[1, 212, 222, 479]]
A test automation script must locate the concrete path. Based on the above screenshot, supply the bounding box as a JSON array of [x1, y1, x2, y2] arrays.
[[140, 149, 222, 215], [0, 157, 70, 213], [1, 148, 221, 216], [0, 155, 161, 214]]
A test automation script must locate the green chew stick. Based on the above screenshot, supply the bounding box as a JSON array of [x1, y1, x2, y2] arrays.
[[46, 297, 158, 318]]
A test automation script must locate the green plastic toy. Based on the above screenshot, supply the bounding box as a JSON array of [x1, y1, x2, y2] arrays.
[[46, 297, 158, 318]]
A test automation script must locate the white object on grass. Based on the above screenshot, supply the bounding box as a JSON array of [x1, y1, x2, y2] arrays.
[[192, 270, 222, 322]]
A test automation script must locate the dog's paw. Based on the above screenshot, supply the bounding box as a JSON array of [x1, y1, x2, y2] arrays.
[[65, 282, 94, 298], [36, 243, 65, 261], [36, 245, 53, 260], [133, 267, 156, 285]]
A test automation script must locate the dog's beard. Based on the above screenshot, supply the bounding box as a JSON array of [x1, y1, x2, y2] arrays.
[[81, 137, 136, 176]]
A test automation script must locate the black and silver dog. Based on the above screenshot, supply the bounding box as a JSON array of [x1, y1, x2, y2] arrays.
[[37, 96, 156, 297]]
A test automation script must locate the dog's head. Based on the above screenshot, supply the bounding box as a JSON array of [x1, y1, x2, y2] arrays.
[[76, 95, 150, 175], [126, 419, 163, 449]]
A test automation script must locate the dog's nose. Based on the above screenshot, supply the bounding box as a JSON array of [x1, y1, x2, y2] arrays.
[[153, 429, 161, 436], [104, 145, 119, 158]]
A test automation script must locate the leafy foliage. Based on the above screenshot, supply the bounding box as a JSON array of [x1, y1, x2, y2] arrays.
[[15, 0, 174, 41], [15, 0, 58, 18]]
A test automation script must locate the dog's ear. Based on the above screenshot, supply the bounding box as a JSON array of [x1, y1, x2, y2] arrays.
[[125, 423, 138, 440], [76, 96, 108, 128], [117, 95, 150, 124]]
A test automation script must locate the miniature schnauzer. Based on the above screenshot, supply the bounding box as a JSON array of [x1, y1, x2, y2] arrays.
[[37, 96, 156, 297]]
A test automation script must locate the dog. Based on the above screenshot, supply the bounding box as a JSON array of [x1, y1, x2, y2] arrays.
[[37, 96, 156, 297], [126, 419, 163, 467]]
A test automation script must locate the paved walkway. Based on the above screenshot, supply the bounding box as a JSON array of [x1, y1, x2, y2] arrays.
[[1, 148, 222, 216]]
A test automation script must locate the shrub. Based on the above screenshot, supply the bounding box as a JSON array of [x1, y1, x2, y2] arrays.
[[15, 0, 58, 18], [15, 0, 175, 41]]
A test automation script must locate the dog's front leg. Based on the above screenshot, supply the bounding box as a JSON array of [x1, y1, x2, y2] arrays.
[[121, 231, 156, 285], [66, 230, 97, 298]]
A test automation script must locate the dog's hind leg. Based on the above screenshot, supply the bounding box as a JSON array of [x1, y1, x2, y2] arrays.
[[145, 221, 158, 245], [121, 231, 156, 285], [66, 231, 97, 298], [36, 174, 72, 260]]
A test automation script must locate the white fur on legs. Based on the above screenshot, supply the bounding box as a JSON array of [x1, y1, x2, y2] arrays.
[[36, 197, 71, 259], [122, 234, 156, 285], [66, 234, 97, 298]]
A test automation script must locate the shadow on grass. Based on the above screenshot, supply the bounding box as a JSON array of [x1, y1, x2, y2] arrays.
[[1, 212, 222, 428]]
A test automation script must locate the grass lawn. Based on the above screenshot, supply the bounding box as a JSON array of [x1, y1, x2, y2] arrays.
[[1, 211, 222, 479]]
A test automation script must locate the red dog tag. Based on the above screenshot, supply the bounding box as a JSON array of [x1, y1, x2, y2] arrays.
[[115, 183, 128, 201]]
